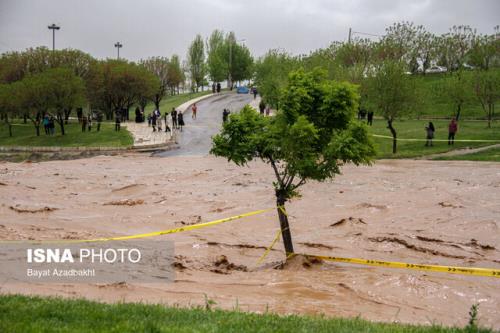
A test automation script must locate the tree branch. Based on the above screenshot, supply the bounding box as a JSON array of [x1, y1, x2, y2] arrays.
[[268, 155, 284, 187]]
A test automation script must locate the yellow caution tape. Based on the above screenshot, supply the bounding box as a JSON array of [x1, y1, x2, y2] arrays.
[[372, 134, 500, 143], [1, 208, 273, 244], [308, 254, 500, 278], [256, 229, 281, 264]]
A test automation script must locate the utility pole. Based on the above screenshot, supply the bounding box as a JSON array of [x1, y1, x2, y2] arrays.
[[48, 24, 60, 51], [114, 42, 123, 60], [348, 27, 352, 44]]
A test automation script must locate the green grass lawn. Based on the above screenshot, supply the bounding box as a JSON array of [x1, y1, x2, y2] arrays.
[[0, 295, 492, 333], [131, 90, 213, 119], [0, 122, 133, 147], [433, 146, 500, 162], [367, 119, 500, 159]]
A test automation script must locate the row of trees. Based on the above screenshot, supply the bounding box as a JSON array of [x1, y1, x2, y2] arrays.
[[254, 22, 500, 153], [0, 47, 192, 136], [187, 30, 253, 91]]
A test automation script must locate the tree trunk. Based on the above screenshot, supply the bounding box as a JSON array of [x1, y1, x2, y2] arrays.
[[387, 120, 397, 154], [456, 103, 461, 122], [155, 95, 160, 111], [276, 196, 294, 254], [35, 125, 40, 136], [7, 122, 12, 137], [57, 114, 65, 135], [23, 114, 27, 124], [64, 108, 72, 124], [488, 104, 492, 128]]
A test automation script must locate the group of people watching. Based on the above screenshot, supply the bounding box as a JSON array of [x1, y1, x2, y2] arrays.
[[42, 114, 56, 135], [425, 118, 458, 147], [147, 107, 186, 133]]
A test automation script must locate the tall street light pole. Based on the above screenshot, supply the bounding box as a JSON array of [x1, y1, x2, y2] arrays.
[[114, 42, 123, 60], [228, 38, 245, 90], [48, 24, 60, 51]]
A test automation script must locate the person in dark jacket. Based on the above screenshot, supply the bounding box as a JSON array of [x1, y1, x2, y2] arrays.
[[216, 82, 221, 94], [222, 108, 230, 123], [425, 122, 435, 146], [171, 108, 178, 129], [177, 112, 185, 132], [448, 118, 458, 145]]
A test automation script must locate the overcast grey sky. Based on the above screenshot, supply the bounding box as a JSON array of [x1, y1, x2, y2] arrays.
[[0, 0, 498, 61]]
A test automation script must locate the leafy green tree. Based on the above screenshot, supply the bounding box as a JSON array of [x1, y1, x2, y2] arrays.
[[366, 61, 419, 153], [211, 69, 375, 254], [167, 55, 184, 94], [12, 75, 51, 136], [436, 25, 476, 71], [86, 60, 159, 120], [43, 67, 86, 135], [206, 30, 227, 84], [187, 34, 206, 92], [0, 84, 19, 137], [226, 36, 253, 85], [140, 56, 170, 110], [473, 69, 500, 128], [468, 32, 500, 70], [435, 70, 473, 120], [254, 50, 300, 108]]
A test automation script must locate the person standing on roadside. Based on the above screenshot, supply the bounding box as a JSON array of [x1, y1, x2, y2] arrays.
[[253, 87, 258, 99], [222, 108, 230, 123], [191, 103, 197, 120], [177, 112, 185, 132], [425, 121, 435, 147], [216, 82, 221, 94], [448, 118, 458, 145], [171, 107, 178, 129]]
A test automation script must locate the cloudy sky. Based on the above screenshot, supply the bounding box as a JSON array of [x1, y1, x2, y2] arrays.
[[1, 0, 498, 61]]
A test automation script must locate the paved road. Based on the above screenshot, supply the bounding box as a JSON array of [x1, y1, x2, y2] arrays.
[[156, 93, 253, 157]]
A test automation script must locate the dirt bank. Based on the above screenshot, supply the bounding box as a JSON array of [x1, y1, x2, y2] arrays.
[[0, 155, 498, 328]]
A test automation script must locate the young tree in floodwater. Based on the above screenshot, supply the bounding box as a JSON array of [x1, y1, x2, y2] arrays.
[[211, 69, 376, 254]]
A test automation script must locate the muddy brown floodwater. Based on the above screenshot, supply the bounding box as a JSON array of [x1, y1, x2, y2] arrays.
[[0, 155, 499, 329]]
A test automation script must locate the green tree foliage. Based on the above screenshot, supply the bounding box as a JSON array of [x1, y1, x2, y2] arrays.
[[11, 74, 51, 136], [211, 69, 375, 254], [140, 57, 170, 110], [468, 31, 500, 70], [206, 30, 227, 83], [6, 68, 85, 136], [436, 25, 476, 71], [167, 55, 184, 94], [473, 69, 500, 128], [254, 50, 300, 108], [366, 61, 419, 153], [0, 84, 19, 137], [435, 70, 474, 120], [187, 34, 206, 92], [86, 60, 159, 119], [43, 67, 85, 135]]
